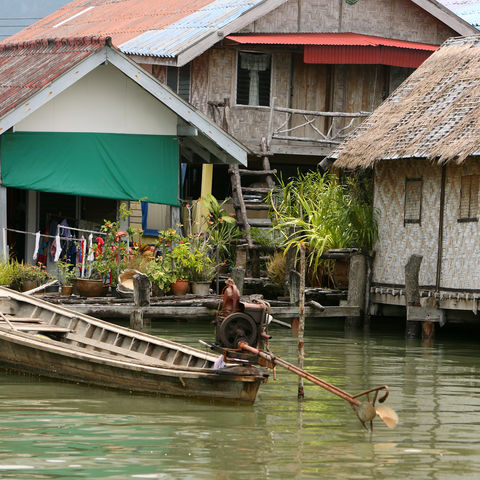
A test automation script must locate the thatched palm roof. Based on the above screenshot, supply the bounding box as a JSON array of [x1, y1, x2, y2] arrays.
[[332, 35, 480, 169]]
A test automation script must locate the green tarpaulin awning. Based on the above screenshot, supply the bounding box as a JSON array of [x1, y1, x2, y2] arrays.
[[1, 131, 179, 205]]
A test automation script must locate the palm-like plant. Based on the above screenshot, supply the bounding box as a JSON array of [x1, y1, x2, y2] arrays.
[[268, 171, 377, 273]]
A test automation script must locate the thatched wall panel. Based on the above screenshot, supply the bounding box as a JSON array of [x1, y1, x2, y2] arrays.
[[246, 0, 454, 42], [441, 160, 480, 289], [191, 52, 210, 115], [373, 159, 440, 286]]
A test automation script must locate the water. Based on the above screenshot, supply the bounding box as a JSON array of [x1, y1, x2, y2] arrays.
[[1, 318, 480, 479]]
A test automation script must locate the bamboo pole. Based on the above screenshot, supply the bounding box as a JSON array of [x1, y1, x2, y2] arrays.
[[298, 243, 306, 398]]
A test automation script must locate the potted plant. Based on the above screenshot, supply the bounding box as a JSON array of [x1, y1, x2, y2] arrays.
[[56, 260, 76, 296], [189, 249, 216, 296], [11, 262, 49, 292]]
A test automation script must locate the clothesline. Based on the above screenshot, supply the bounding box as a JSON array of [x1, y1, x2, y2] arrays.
[[4, 227, 105, 241], [56, 225, 105, 236]]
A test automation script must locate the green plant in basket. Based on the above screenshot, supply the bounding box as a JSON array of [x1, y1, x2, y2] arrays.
[[56, 260, 76, 286]]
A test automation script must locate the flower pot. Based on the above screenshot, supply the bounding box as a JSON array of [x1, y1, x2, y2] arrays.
[[21, 280, 37, 292], [192, 281, 211, 296], [171, 279, 189, 296], [75, 278, 106, 297], [60, 285, 73, 296]]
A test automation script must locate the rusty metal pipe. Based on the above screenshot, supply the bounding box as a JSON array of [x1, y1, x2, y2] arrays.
[[238, 341, 388, 408]]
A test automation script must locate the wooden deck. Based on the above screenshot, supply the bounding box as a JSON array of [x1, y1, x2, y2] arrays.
[[40, 293, 359, 321]]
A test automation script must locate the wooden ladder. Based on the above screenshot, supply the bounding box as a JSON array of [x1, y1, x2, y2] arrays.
[[229, 154, 276, 248]]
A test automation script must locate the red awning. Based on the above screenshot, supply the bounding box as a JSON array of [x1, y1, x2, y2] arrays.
[[226, 33, 438, 68]]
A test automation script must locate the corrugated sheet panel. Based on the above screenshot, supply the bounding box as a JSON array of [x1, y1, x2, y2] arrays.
[[119, 0, 266, 57], [0, 37, 106, 123], [3, 0, 217, 47], [227, 33, 439, 50], [304, 45, 434, 68]]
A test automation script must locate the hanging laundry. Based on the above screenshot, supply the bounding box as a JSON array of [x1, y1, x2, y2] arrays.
[[32, 231, 40, 261]]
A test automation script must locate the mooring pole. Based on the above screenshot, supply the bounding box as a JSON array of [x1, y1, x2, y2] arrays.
[[298, 243, 306, 398]]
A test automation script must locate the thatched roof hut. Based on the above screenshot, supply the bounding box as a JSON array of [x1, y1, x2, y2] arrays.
[[328, 35, 480, 169]]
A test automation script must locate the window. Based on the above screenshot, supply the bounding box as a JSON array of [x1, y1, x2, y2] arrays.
[[141, 202, 171, 236], [458, 175, 479, 222], [166, 65, 191, 102], [236, 52, 271, 106], [404, 178, 422, 225]]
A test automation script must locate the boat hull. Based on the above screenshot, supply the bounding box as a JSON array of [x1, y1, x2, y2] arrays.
[[0, 287, 267, 403]]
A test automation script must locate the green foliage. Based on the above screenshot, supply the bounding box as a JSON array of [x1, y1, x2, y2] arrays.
[[266, 252, 286, 289], [0, 261, 18, 286], [249, 227, 284, 248], [55, 260, 76, 286], [267, 170, 377, 272], [201, 194, 241, 265]]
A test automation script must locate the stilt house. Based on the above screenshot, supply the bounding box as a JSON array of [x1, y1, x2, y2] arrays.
[[328, 34, 480, 322], [3, 0, 476, 248]]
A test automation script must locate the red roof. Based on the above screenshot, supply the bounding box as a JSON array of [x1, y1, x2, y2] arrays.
[[226, 33, 438, 50], [227, 33, 438, 68], [2, 0, 215, 47], [0, 37, 107, 125]]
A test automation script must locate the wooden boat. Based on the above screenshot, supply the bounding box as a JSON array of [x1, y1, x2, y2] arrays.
[[0, 286, 267, 403]]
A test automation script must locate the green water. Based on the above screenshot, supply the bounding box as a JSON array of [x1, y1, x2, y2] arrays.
[[1, 318, 480, 479]]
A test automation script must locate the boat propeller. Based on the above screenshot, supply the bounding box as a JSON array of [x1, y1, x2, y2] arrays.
[[236, 341, 398, 431]]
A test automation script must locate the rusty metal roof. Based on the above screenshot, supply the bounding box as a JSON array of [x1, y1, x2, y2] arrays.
[[3, 0, 269, 59], [0, 36, 107, 125]]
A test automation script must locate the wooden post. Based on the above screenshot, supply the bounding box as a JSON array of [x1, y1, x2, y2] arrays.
[[289, 269, 301, 304], [130, 273, 151, 331], [231, 267, 245, 296], [405, 254, 423, 338], [297, 244, 306, 399], [345, 253, 366, 330]]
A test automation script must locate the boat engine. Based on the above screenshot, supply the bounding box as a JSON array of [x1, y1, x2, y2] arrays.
[[215, 278, 269, 349]]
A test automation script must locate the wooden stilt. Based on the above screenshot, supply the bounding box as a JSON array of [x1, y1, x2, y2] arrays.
[[405, 254, 423, 338], [298, 244, 306, 399]]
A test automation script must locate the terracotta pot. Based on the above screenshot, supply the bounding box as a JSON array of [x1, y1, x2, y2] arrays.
[[60, 285, 73, 296], [21, 280, 37, 292], [192, 281, 211, 296], [171, 279, 189, 296], [75, 278, 106, 297]]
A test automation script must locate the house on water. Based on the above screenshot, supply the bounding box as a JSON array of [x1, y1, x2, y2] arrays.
[[325, 34, 480, 329], [0, 36, 248, 266], [3, 0, 476, 246]]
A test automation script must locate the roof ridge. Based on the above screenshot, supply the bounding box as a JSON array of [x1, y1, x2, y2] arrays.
[[0, 36, 111, 53]]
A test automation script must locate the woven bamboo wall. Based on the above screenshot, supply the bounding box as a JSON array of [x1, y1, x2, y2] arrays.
[[248, 0, 456, 43], [373, 159, 441, 287], [441, 159, 480, 290]]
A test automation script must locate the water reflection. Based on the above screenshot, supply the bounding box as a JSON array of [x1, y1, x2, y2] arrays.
[[0, 318, 480, 478]]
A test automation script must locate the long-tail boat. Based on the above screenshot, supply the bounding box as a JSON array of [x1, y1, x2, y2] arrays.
[[0, 286, 267, 403]]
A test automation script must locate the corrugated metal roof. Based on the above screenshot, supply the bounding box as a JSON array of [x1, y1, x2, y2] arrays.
[[3, 0, 268, 59], [227, 33, 438, 50], [2, 0, 216, 47], [119, 0, 266, 57], [0, 36, 107, 123], [438, 0, 480, 27]]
